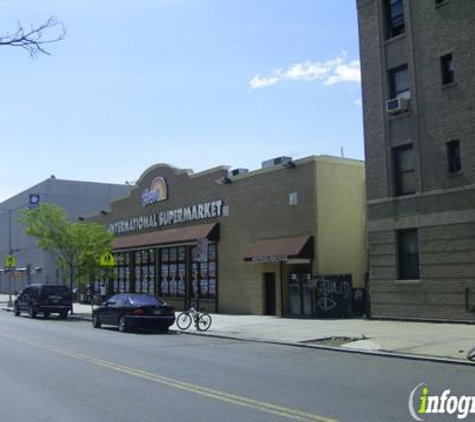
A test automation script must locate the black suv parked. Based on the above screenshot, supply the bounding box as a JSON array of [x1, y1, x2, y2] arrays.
[[14, 284, 72, 319]]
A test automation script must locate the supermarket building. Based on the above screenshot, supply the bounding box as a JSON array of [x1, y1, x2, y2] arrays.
[[89, 155, 366, 317]]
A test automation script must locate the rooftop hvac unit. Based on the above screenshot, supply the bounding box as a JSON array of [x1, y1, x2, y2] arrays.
[[261, 156, 292, 169], [386, 97, 410, 115], [229, 168, 249, 177]]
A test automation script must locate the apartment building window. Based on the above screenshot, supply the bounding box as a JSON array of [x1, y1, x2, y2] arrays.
[[447, 140, 461, 173], [440, 53, 454, 85], [393, 144, 416, 196], [389, 65, 410, 99], [385, 0, 405, 38], [397, 229, 420, 280]]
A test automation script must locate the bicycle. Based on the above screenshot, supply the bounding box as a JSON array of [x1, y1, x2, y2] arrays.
[[176, 307, 212, 331]]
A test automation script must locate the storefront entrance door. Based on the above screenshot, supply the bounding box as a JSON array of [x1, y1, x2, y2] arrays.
[[289, 275, 313, 317], [263, 273, 276, 315]]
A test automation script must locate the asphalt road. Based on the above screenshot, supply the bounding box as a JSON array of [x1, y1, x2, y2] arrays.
[[0, 311, 473, 422]]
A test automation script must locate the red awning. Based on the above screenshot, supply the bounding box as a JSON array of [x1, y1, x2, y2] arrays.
[[113, 223, 219, 250], [244, 235, 313, 262]]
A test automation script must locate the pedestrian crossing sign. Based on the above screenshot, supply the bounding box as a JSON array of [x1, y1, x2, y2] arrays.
[[4, 254, 16, 268], [99, 251, 116, 267]]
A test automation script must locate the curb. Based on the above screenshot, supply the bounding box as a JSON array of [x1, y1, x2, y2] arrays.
[[3, 306, 474, 366], [168, 328, 475, 367]]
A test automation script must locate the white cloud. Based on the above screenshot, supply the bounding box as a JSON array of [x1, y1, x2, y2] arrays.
[[249, 54, 360, 89], [249, 75, 279, 89], [354, 98, 363, 107], [324, 60, 361, 85]]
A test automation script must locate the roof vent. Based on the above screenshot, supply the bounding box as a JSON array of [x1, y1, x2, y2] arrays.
[[229, 168, 249, 177], [261, 156, 292, 169]]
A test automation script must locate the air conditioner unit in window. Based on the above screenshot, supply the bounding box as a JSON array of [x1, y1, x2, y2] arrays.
[[386, 97, 410, 115]]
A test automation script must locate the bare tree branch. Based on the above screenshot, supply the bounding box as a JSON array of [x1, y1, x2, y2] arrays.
[[0, 16, 66, 57]]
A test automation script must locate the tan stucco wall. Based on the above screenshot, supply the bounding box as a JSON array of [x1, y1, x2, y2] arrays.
[[315, 157, 367, 287]]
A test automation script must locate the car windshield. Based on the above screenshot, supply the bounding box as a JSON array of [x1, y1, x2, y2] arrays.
[[42, 286, 70, 295], [127, 295, 164, 307]]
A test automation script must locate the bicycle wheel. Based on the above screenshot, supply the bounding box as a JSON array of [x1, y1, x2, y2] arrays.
[[197, 313, 212, 331], [176, 312, 192, 330], [467, 345, 475, 361]]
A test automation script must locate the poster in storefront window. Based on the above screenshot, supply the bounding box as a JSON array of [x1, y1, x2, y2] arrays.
[[170, 248, 177, 262], [161, 265, 169, 278], [160, 280, 168, 296], [209, 244, 216, 260], [208, 262, 216, 278], [178, 279, 186, 297], [178, 263, 186, 278], [200, 265, 208, 278], [200, 279, 209, 297], [209, 279, 216, 297], [170, 280, 178, 296], [169, 264, 177, 278], [178, 247, 186, 262]]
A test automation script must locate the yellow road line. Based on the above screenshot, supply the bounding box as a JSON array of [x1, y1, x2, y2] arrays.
[[0, 332, 339, 422]]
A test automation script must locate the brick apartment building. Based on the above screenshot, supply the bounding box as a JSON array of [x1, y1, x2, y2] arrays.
[[357, 0, 475, 320]]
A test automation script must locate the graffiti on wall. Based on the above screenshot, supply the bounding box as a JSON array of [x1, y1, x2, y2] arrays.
[[314, 274, 352, 318]]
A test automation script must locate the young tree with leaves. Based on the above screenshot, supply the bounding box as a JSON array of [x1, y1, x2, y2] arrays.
[[18, 203, 114, 306]]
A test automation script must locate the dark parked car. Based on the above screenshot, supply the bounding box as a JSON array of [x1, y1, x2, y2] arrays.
[[14, 284, 72, 319], [92, 293, 175, 333]]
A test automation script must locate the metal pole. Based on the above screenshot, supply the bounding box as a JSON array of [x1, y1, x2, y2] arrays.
[[8, 210, 12, 308]]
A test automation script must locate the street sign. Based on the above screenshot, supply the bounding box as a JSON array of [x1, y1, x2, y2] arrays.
[[99, 251, 116, 267], [4, 254, 16, 268]]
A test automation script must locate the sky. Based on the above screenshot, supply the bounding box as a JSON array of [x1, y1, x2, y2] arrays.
[[0, 0, 363, 202]]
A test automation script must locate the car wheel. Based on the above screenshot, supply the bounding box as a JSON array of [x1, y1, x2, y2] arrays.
[[118, 316, 128, 333], [43, 312, 50, 319], [14, 306, 20, 317], [29, 306, 37, 319], [92, 314, 101, 329]]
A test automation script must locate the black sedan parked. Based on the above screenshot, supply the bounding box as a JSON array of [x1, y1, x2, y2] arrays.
[[92, 294, 175, 333]]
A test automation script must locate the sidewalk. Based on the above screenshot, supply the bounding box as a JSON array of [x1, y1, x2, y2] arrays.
[[2, 294, 475, 364]]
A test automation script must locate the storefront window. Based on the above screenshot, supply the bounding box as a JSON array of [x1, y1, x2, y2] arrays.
[[190, 243, 217, 300], [160, 246, 186, 298], [134, 249, 155, 294], [113, 252, 131, 293]]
